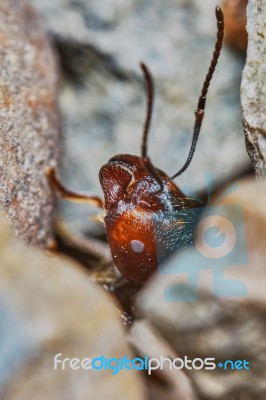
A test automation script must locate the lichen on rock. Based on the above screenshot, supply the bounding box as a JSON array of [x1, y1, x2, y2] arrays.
[[241, 0, 266, 177]]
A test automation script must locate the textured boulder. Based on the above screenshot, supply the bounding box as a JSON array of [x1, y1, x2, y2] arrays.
[[0, 215, 146, 400], [136, 178, 266, 400], [241, 0, 266, 177], [0, 0, 60, 246], [128, 319, 197, 400]]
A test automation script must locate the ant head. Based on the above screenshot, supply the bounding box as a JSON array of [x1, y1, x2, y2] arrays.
[[99, 153, 168, 211]]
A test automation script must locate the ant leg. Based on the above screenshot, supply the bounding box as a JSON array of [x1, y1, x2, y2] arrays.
[[55, 219, 111, 262], [46, 167, 104, 208], [46, 168, 112, 270]]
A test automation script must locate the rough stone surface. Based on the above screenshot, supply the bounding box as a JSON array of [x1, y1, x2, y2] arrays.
[[136, 178, 266, 400], [128, 319, 197, 400], [0, 0, 60, 246], [32, 0, 251, 234], [0, 215, 146, 400], [241, 0, 266, 177]]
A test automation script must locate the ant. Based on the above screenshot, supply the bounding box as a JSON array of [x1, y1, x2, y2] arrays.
[[47, 6, 224, 284]]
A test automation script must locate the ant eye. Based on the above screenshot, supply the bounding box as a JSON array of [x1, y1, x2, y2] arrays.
[[129, 240, 145, 255], [100, 163, 132, 210]]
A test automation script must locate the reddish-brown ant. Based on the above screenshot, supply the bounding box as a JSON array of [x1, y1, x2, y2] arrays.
[[48, 6, 224, 284]]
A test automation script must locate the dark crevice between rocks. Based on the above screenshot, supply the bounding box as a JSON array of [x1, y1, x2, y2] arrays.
[[55, 229, 141, 327], [55, 40, 132, 84]]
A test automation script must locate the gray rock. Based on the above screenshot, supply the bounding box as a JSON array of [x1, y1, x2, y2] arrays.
[[31, 0, 251, 233], [0, 0, 60, 246], [241, 0, 266, 178], [136, 178, 266, 400], [128, 319, 197, 400], [0, 215, 146, 400]]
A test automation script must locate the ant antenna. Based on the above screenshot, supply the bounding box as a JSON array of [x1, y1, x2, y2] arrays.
[[169, 6, 224, 181], [140, 62, 164, 192]]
